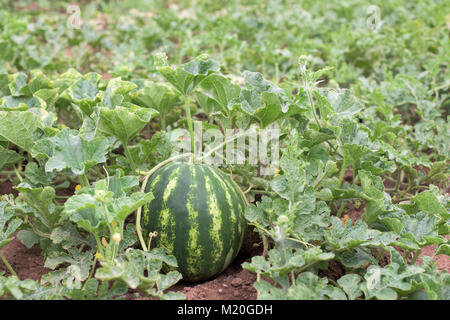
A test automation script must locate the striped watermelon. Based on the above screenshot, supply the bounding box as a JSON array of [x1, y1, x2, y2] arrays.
[[142, 162, 247, 282]]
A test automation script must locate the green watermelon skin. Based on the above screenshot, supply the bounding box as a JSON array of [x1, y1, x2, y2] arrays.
[[142, 162, 247, 282]]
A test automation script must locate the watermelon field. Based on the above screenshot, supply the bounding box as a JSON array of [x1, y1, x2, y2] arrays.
[[0, 0, 449, 301]]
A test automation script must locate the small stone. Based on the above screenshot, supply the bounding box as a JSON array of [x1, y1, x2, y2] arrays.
[[233, 290, 240, 297], [218, 289, 223, 293], [231, 278, 243, 287], [222, 283, 228, 288]]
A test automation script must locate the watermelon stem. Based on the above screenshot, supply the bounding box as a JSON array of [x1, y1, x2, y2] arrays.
[[198, 130, 253, 163], [184, 95, 195, 155]]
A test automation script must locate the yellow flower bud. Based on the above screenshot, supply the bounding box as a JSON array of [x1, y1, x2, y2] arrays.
[[95, 252, 102, 260], [18, 166, 23, 172], [75, 184, 82, 191], [111, 221, 117, 227], [340, 214, 349, 226], [113, 233, 121, 243], [362, 261, 370, 268], [101, 237, 108, 247]]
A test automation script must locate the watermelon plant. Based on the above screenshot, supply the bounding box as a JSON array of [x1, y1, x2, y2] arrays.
[[0, 0, 448, 301]]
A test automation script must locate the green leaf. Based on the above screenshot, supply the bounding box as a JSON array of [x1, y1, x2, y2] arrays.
[[34, 128, 111, 175], [313, 91, 334, 120], [157, 54, 219, 95], [65, 189, 154, 233], [97, 105, 158, 144], [198, 74, 240, 115], [95, 248, 183, 299], [328, 89, 363, 118], [17, 70, 51, 96], [66, 73, 102, 116], [130, 81, 178, 124], [337, 274, 363, 300], [0, 111, 42, 152], [361, 249, 425, 300], [0, 202, 22, 249], [435, 244, 450, 256], [238, 71, 290, 128], [42, 247, 95, 290], [400, 191, 448, 219], [15, 185, 60, 230], [64, 194, 105, 233], [16, 230, 40, 249], [0, 274, 63, 300], [337, 248, 376, 268], [0, 145, 23, 170]]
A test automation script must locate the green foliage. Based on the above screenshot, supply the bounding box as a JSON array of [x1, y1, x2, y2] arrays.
[[0, 0, 448, 301]]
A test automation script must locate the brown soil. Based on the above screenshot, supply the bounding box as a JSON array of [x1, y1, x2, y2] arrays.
[[415, 236, 450, 274], [170, 253, 258, 300], [0, 235, 51, 281], [0, 178, 18, 197]]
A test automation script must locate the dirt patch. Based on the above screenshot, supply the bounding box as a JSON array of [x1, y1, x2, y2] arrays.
[[0, 178, 18, 197], [318, 260, 346, 282], [415, 236, 450, 273], [170, 253, 258, 300], [0, 235, 51, 281]]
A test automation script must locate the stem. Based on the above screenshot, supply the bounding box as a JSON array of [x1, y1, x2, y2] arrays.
[[302, 74, 321, 129], [231, 178, 249, 206], [336, 201, 346, 218], [184, 95, 195, 155], [82, 256, 97, 290], [80, 175, 89, 188], [30, 224, 51, 239], [160, 115, 166, 131], [262, 234, 269, 258], [336, 160, 347, 188], [290, 271, 296, 286], [198, 130, 253, 162], [393, 167, 402, 193], [0, 252, 18, 278], [376, 248, 385, 263], [297, 260, 322, 273], [94, 234, 105, 257], [123, 143, 137, 171], [410, 249, 422, 265], [404, 250, 412, 263], [13, 167, 23, 182], [249, 189, 277, 196], [243, 184, 254, 194]]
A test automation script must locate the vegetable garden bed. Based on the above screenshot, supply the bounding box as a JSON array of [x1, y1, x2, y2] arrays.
[[0, 0, 449, 300]]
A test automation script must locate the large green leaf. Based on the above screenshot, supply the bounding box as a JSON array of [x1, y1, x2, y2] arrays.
[[0, 111, 42, 152], [0, 201, 22, 249], [95, 248, 183, 299], [97, 105, 158, 144], [157, 54, 220, 95], [238, 71, 291, 128], [33, 128, 111, 175], [0, 145, 23, 170], [198, 74, 241, 115]]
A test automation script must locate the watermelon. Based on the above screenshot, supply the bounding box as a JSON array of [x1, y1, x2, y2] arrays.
[[142, 162, 247, 282]]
